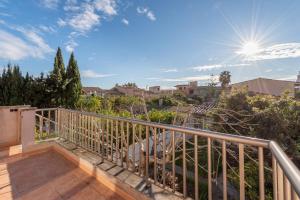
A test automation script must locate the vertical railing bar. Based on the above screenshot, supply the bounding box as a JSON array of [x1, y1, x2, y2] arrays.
[[145, 126, 149, 181], [72, 112, 75, 144], [85, 115, 88, 149], [162, 128, 166, 188], [132, 123, 136, 172], [39, 115, 42, 140], [284, 175, 291, 200], [154, 127, 157, 184], [77, 112, 79, 144], [183, 132, 187, 198], [48, 110, 51, 136], [259, 147, 265, 200], [222, 140, 227, 200], [172, 130, 175, 193], [272, 155, 278, 200], [101, 117, 104, 161], [116, 120, 119, 165], [139, 125, 142, 176], [278, 163, 284, 200], [90, 115, 93, 151], [85, 114, 88, 149], [208, 138, 212, 200], [126, 122, 129, 169], [97, 118, 103, 155], [41, 110, 44, 138], [55, 109, 58, 136], [121, 121, 124, 167], [110, 120, 113, 161], [194, 134, 199, 200], [106, 119, 109, 159], [239, 143, 245, 200]]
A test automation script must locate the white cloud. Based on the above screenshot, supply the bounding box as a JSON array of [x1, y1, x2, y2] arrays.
[[65, 40, 78, 52], [265, 69, 272, 73], [82, 70, 116, 78], [278, 75, 297, 81], [0, 29, 53, 60], [161, 75, 219, 82], [122, 18, 129, 25], [161, 68, 178, 73], [39, 25, 56, 33], [145, 77, 160, 80], [68, 4, 100, 33], [192, 64, 223, 71], [94, 0, 117, 16], [40, 0, 59, 9], [60, 0, 117, 33], [64, 0, 80, 11], [57, 18, 67, 27], [237, 43, 300, 61], [192, 63, 250, 72], [137, 7, 156, 21]]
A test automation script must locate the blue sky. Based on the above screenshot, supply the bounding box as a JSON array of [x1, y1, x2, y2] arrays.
[[0, 0, 299, 89]]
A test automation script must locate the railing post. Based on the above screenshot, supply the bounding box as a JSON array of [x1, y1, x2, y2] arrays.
[[258, 147, 265, 200], [208, 138, 212, 200], [172, 130, 176, 193], [183, 132, 187, 198], [222, 140, 227, 200], [162, 129, 166, 188], [154, 127, 157, 184], [39, 115, 43, 140], [239, 143, 245, 200], [194, 134, 199, 200], [145, 126, 149, 182]]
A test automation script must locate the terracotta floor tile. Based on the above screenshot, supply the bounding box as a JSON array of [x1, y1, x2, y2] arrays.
[[0, 150, 126, 200]]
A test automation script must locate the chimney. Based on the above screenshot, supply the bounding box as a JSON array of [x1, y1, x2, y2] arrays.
[[297, 71, 300, 83]]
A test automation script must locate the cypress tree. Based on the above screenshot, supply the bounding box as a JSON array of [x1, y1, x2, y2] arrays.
[[65, 52, 82, 108], [50, 47, 66, 106]]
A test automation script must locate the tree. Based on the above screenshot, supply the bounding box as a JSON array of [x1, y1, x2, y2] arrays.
[[219, 71, 231, 89], [65, 52, 82, 108], [122, 82, 137, 88], [207, 74, 218, 100], [50, 47, 66, 106]]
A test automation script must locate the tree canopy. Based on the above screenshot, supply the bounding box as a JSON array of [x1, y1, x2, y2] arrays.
[[0, 47, 82, 108]]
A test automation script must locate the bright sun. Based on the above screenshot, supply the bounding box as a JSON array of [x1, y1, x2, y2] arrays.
[[238, 41, 261, 57]]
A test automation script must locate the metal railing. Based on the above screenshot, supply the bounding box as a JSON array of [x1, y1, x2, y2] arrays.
[[35, 108, 300, 200]]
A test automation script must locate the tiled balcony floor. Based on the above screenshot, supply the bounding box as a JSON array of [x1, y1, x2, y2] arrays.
[[0, 150, 124, 200]]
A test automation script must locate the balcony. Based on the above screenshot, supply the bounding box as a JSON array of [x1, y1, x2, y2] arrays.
[[0, 106, 299, 200]]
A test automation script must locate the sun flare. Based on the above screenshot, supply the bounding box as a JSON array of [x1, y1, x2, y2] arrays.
[[238, 41, 261, 56]]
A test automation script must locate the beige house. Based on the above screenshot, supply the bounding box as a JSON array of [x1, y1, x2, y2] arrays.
[[82, 87, 106, 96], [175, 81, 198, 95], [231, 77, 296, 97], [149, 86, 160, 93]]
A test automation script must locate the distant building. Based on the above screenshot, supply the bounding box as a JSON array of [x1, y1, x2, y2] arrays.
[[231, 77, 296, 97], [175, 81, 198, 95], [149, 86, 160, 93], [82, 87, 105, 96], [105, 85, 154, 98]]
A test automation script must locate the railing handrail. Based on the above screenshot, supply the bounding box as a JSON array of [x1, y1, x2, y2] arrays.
[[269, 141, 300, 196], [36, 108, 58, 112], [57, 108, 270, 147], [35, 108, 300, 199]]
